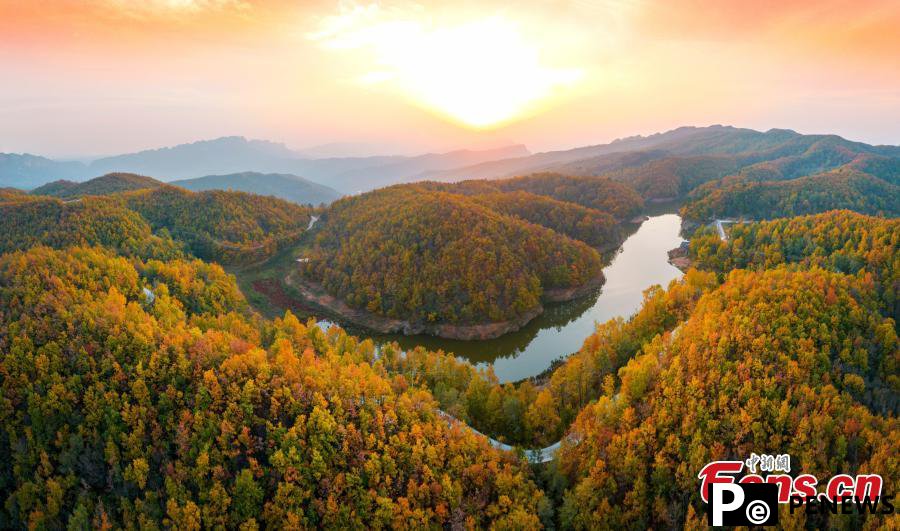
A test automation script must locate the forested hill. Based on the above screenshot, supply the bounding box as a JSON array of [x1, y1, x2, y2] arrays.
[[31, 172, 163, 198], [0, 195, 184, 260], [557, 267, 898, 529], [682, 167, 899, 220], [420, 173, 644, 221], [688, 210, 899, 314], [418, 174, 643, 247], [0, 246, 546, 528], [170, 171, 342, 206], [122, 186, 312, 264], [303, 184, 604, 328], [0, 184, 312, 265]]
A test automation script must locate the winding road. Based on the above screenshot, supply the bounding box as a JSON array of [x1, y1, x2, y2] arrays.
[[715, 219, 731, 241], [324, 287, 685, 465], [716, 219, 728, 242]]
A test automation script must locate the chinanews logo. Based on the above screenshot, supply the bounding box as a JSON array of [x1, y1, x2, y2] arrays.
[[698, 454, 894, 526]]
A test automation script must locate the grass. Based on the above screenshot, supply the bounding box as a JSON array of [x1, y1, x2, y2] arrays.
[[227, 233, 318, 320]]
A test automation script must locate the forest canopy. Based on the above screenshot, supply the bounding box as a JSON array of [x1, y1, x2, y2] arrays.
[[122, 186, 312, 264], [0, 144, 897, 529], [0, 195, 183, 260], [557, 267, 898, 529], [1, 183, 312, 265], [304, 185, 604, 326], [682, 167, 899, 220], [0, 245, 547, 529]]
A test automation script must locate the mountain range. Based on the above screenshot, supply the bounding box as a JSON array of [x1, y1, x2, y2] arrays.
[[3, 126, 897, 201], [423, 125, 900, 199], [0, 138, 529, 193]]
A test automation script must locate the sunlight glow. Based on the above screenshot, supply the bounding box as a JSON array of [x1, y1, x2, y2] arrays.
[[311, 10, 583, 128]]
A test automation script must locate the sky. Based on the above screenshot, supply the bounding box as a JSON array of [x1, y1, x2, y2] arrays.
[[1, 0, 899, 157]]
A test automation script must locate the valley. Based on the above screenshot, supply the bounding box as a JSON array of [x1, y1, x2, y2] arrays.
[[5, 1, 900, 526], [235, 209, 685, 382], [1, 125, 897, 529]]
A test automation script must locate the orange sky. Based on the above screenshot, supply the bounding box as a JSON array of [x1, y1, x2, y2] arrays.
[[1, 0, 898, 156]]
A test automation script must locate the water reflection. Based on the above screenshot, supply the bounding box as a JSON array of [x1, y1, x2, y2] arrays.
[[362, 213, 686, 382]]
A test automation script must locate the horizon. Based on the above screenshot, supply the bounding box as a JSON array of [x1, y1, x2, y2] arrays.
[[8, 123, 900, 162], [2, 1, 899, 156]]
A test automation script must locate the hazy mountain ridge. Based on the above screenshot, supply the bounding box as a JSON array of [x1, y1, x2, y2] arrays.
[[4, 127, 897, 197], [424, 125, 800, 181], [0, 153, 86, 189], [425, 126, 900, 191], [171, 172, 342, 205], [87, 137, 297, 179], [0, 137, 530, 192]]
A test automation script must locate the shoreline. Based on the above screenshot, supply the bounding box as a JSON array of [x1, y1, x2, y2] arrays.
[[284, 269, 604, 341], [667, 241, 692, 271]]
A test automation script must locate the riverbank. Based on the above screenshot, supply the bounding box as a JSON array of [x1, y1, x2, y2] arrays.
[[284, 268, 604, 340], [667, 241, 692, 271], [234, 212, 686, 381]]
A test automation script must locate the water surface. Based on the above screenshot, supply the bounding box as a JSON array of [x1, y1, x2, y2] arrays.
[[370, 214, 686, 382]]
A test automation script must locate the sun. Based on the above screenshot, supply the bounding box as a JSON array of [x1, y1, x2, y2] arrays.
[[311, 11, 583, 128]]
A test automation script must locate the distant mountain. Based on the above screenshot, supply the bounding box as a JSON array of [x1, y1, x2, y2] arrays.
[[87, 137, 297, 180], [427, 126, 900, 202], [87, 138, 531, 192], [5, 127, 897, 197], [171, 172, 342, 205], [0, 137, 531, 192], [319, 145, 532, 193], [0, 153, 86, 189], [32, 173, 163, 198], [425, 125, 797, 182], [427, 126, 894, 179]]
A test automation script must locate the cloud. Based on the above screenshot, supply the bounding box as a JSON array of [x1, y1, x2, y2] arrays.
[[100, 0, 253, 19]]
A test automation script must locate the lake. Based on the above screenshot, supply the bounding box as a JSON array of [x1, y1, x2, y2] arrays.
[[369, 213, 686, 382]]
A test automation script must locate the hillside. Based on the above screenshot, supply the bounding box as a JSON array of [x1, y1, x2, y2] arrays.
[[31, 172, 163, 198], [469, 191, 622, 249], [171, 171, 342, 205], [425, 125, 804, 181], [0, 162, 897, 529], [6, 127, 897, 195], [417, 178, 632, 248], [122, 186, 313, 264], [2, 183, 312, 265], [420, 173, 645, 221], [301, 185, 604, 335], [682, 167, 899, 220], [577, 155, 742, 200], [557, 267, 898, 529], [1, 137, 530, 191], [492, 173, 644, 219], [688, 210, 899, 312], [0, 195, 183, 259], [0, 246, 546, 529], [424, 127, 900, 207]]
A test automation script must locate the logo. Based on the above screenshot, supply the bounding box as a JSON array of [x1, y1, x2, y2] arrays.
[[708, 482, 778, 526], [699, 455, 894, 526]]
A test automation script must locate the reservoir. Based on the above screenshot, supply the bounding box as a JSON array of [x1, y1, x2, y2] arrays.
[[373, 213, 686, 382]]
